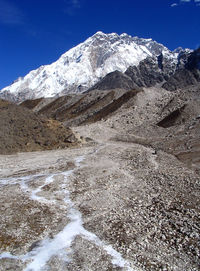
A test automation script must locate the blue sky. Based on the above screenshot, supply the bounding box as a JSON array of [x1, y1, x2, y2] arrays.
[[0, 0, 200, 89]]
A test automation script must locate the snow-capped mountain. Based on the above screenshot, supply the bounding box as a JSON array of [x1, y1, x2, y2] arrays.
[[0, 31, 179, 102]]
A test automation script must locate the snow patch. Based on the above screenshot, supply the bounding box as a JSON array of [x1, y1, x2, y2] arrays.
[[0, 153, 136, 271], [0, 252, 20, 260]]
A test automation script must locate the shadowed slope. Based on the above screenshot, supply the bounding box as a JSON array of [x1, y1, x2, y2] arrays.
[[0, 99, 79, 154], [21, 89, 140, 127]]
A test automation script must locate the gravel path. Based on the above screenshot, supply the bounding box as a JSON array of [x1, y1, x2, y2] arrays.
[[0, 122, 199, 270]]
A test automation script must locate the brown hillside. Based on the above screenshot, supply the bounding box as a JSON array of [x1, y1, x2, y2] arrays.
[[20, 98, 43, 110], [21, 89, 140, 127], [0, 99, 79, 154]]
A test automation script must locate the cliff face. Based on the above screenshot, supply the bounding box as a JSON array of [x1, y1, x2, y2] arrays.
[[163, 48, 200, 91], [88, 48, 200, 92]]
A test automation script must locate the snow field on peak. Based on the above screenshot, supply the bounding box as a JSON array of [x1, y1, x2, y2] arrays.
[[1, 31, 177, 101]]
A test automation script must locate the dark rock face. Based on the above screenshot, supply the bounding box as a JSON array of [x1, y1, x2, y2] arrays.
[[176, 50, 190, 69], [124, 53, 177, 88], [185, 48, 200, 70], [162, 69, 200, 91], [89, 53, 178, 91], [126, 48, 200, 92], [88, 70, 138, 91], [125, 56, 167, 88], [162, 48, 200, 91], [88, 48, 200, 93]]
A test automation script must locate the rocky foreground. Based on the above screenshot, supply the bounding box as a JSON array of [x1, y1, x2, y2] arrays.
[[0, 133, 199, 270], [0, 85, 200, 270]]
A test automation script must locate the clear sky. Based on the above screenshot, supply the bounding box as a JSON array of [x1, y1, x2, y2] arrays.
[[0, 0, 200, 89]]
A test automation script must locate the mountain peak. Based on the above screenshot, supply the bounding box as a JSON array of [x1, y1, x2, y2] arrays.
[[93, 31, 106, 36], [0, 32, 180, 102], [90, 31, 121, 41]]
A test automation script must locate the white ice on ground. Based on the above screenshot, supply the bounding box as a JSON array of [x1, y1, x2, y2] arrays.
[[23, 211, 83, 271], [0, 175, 32, 187], [74, 155, 85, 166], [0, 252, 20, 260], [81, 229, 134, 270], [0, 154, 136, 271], [20, 174, 57, 205], [30, 175, 56, 203], [0, 173, 45, 188]]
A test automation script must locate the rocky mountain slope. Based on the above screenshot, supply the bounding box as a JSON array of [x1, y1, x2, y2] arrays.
[[20, 88, 140, 127], [0, 31, 180, 102], [88, 70, 139, 91], [107, 84, 200, 173], [1, 84, 200, 270], [89, 48, 200, 92], [163, 48, 200, 91], [20, 79, 200, 175], [0, 99, 80, 154]]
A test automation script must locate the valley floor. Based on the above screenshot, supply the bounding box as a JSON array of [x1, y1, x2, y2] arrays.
[[0, 122, 199, 271]]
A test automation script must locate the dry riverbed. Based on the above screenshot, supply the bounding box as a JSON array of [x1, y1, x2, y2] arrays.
[[0, 134, 200, 270]]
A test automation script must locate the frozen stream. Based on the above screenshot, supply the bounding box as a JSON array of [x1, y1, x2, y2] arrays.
[[0, 154, 135, 271]]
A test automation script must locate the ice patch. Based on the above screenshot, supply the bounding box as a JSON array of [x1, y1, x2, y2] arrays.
[[0, 153, 136, 271], [30, 175, 55, 203], [82, 229, 134, 270], [23, 215, 83, 271], [74, 155, 85, 166], [19, 175, 56, 204], [23, 156, 135, 270], [0, 252, 20, 260], [23, 157, 85, 271]]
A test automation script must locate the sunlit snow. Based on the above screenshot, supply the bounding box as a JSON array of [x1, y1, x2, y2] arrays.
[[1, 31, 178, 101]]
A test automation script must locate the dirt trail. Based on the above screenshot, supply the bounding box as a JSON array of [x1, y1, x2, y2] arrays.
[[0, 142, 137, 270], [0, 121, 200, 270]]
